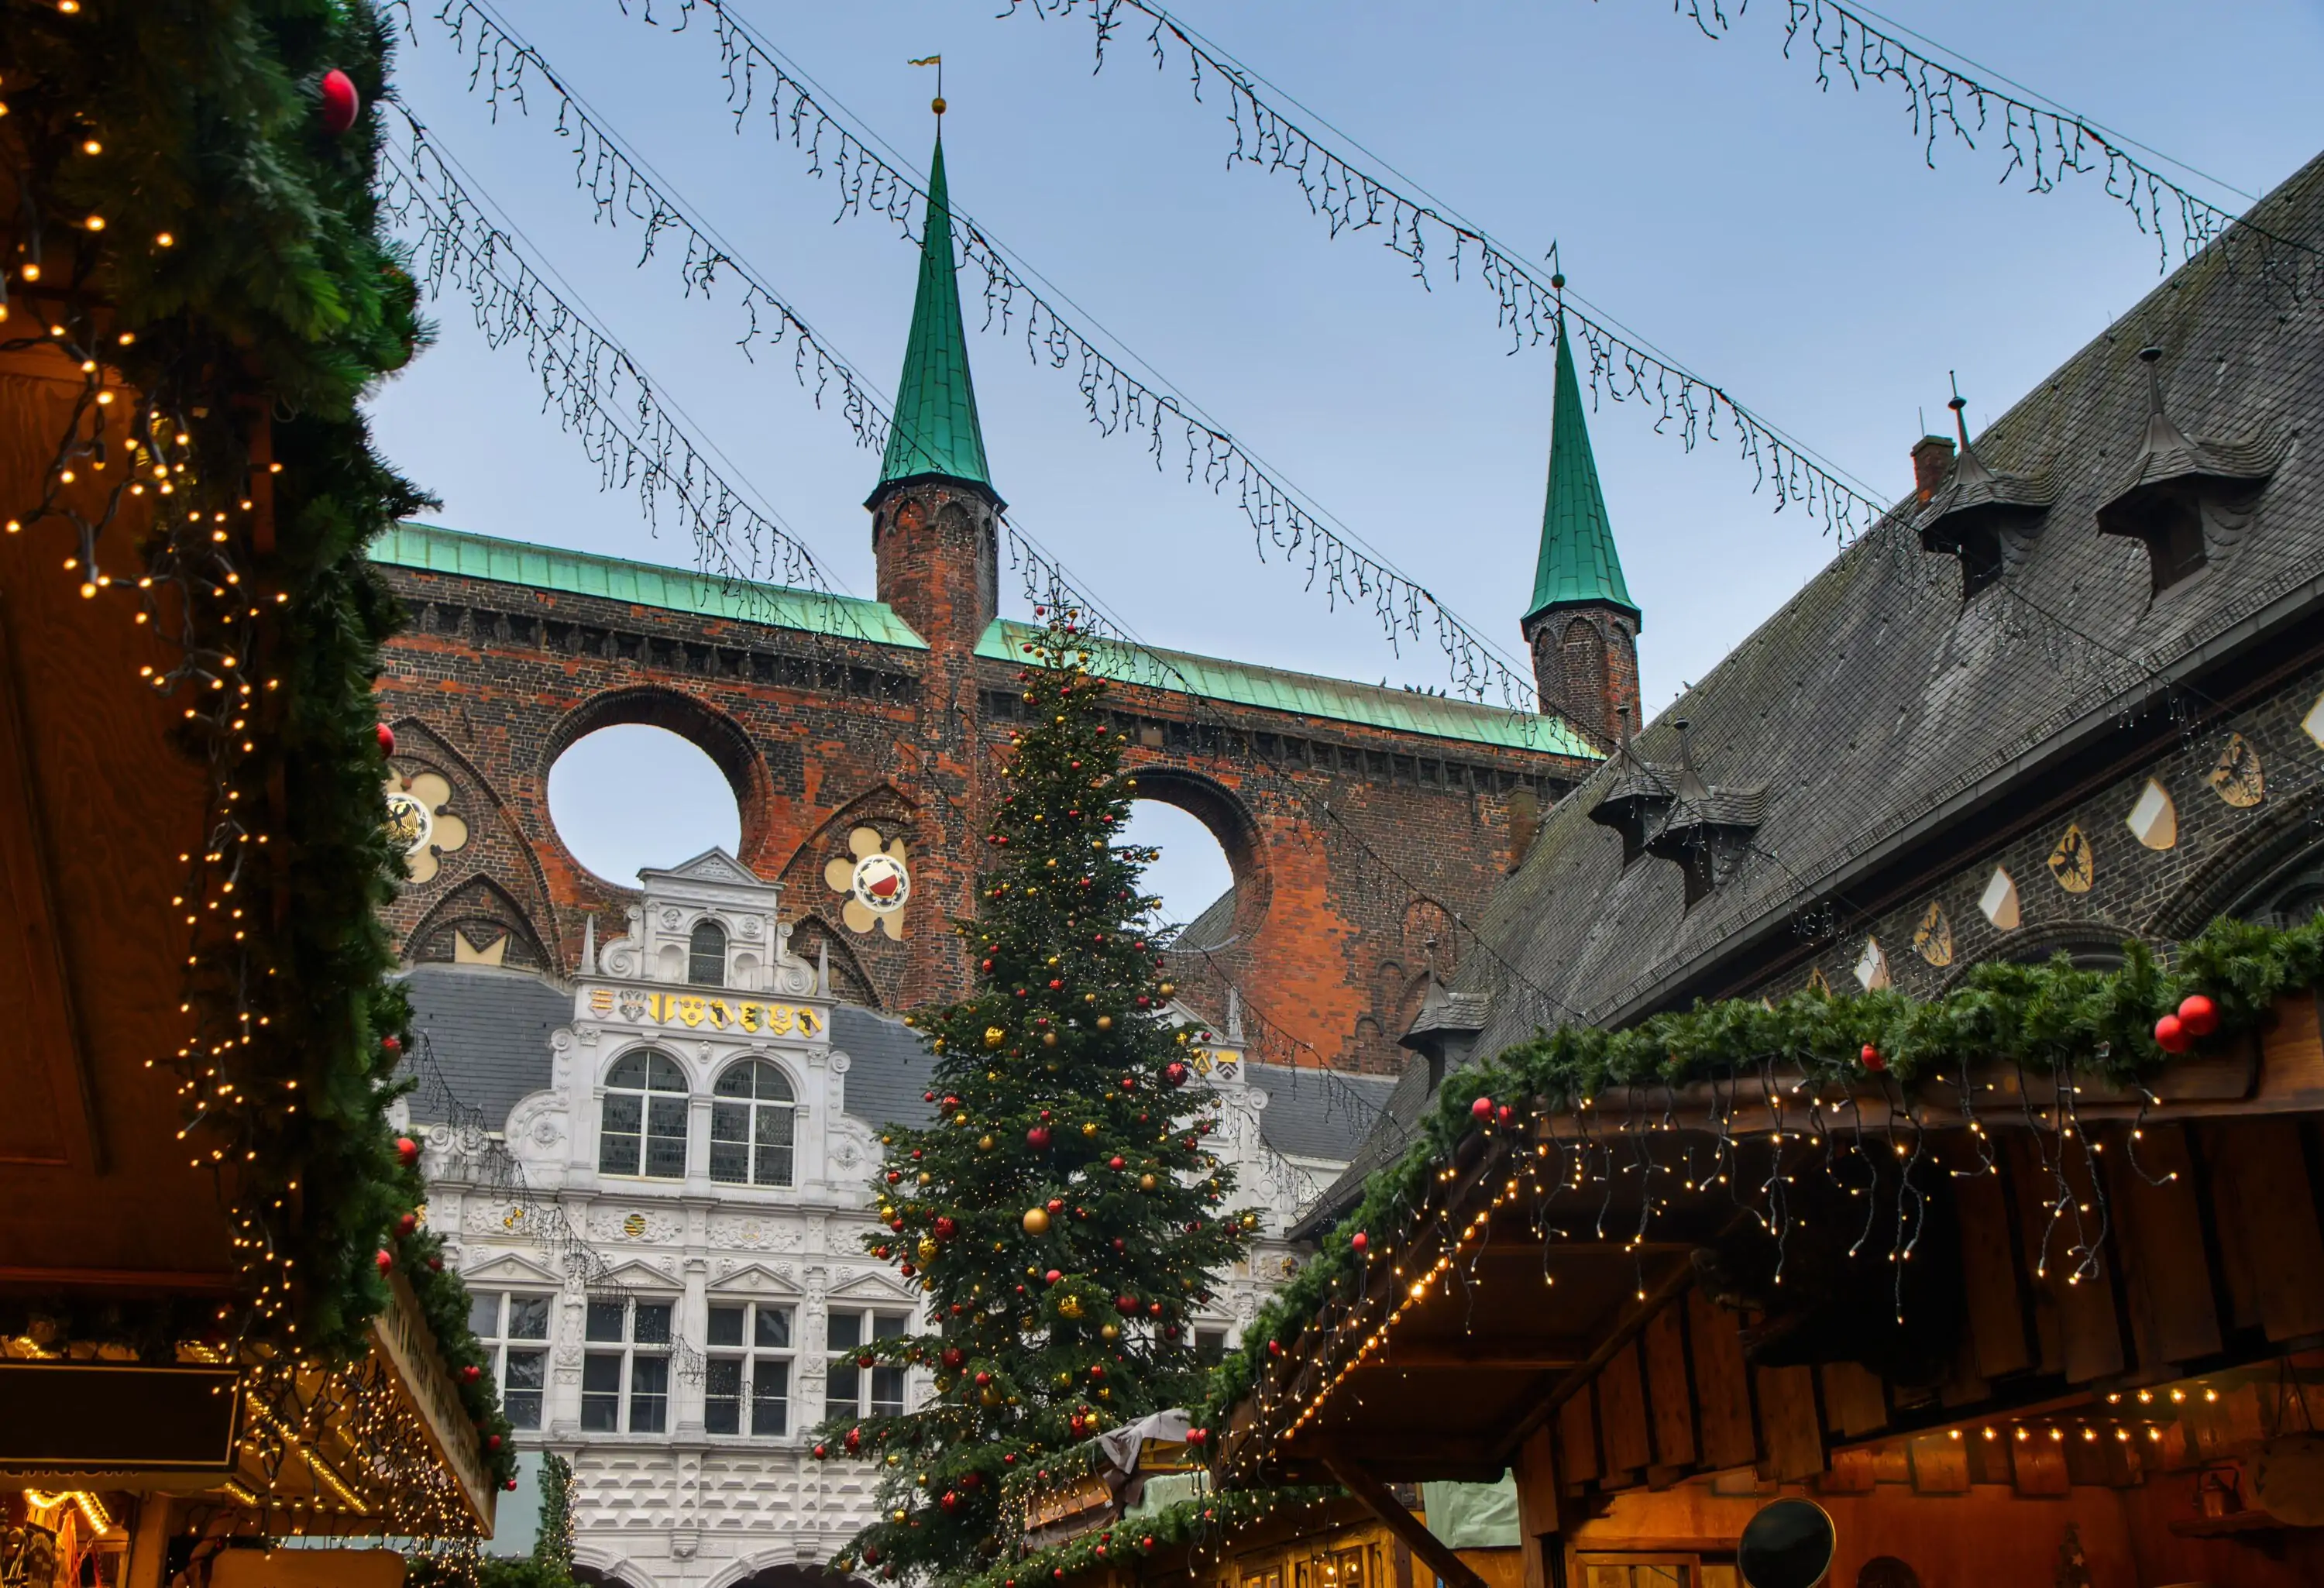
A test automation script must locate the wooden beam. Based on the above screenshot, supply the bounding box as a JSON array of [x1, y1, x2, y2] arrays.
[[1318, 1446, 1487, 1588], [1487, 1252, 1699, 1464]]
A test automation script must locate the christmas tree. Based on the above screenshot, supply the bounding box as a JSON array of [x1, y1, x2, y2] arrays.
[[816, 613, 1252, 1583]]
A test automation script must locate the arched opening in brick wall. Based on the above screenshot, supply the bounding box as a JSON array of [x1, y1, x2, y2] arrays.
[[1118, 768, 1266, 952], [548, 724, 744, 888]]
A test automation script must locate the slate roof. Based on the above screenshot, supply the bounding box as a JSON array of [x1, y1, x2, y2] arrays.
[[401, 964, 572, 1129], [975, 620, 1597, 758], [1302, 147, 2324, 1231], [1169, 886, 1241, 954], [374, 523, 927, 650], [395, 969, 1389, 1172]]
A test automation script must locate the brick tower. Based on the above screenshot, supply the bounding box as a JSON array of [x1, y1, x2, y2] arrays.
[[1521, 311, 1642, 748], [865, 120, 1002, 1000]]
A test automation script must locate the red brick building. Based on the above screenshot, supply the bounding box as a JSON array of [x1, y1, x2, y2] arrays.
[[371, 132, 1636, 1073]]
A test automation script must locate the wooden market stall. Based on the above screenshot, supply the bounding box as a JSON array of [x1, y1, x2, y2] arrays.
[[1215, 992, 2324, 1588]]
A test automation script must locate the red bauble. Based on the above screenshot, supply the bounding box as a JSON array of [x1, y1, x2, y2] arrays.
[[934, 1216, 957, 1240], [941, 1346, 965, 1370], [1470, 1095, 1494, 1121], [1266, 1339, 1283, 1357], [2154, 1013, 2190, 1054], [940, 1491, 960, 1512], [375, 721, 396, 756], [374, 1249, 394, 1273], [1116, 1294, 1140, 1315], [396, 1212, 418, 1236], [427, 1256, 443, 1271], [975, 1370, 992, 1386], [460, 1364, 481, 1383], [1164, 1061, 1189, 1088], [505, 1478, 519, 1491], [396, 1136, 421, 1167], [2178, 993, 2219, 1036], [845, 1428, 863, 1452], [1109, 1156, 1126, 1170], [380, 1034, 401, 1057], [813, 1442, 829, 1460], [1860, 1043, 1886, 1072], [1185, 1427, 1208, 1445], [320, 69, 362, 134], [488, 1434, 502, 1450], [1046, 1197, 1065, 1215], [1044, 1269, 1063, 1285], [1027, 1126, 1052, 1149], [1350, 1232, 1368, 1253], [899, 1263, 916, 1278]]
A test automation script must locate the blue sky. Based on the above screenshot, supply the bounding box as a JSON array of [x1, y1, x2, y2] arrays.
[[374, 0, 2324, 916]]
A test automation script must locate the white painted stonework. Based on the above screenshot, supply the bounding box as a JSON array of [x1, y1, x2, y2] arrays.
[[413, 851, 1348, 1588]]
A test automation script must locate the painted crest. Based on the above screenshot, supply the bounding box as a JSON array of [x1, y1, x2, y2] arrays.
[[824, 825, 909, 940]]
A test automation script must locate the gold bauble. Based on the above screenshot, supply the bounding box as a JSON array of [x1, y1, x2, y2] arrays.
[[979, 1135, 995, 1151], [954, 1112, 969, 1126], [1042, 1033, 1057, 1048], [1096, 1016, 1113, 1031], [1023, 1207, 1051, 1236], [1081, 1122, 1098, 1137], [917, 1172, 931, 1185], [1159, 982, 1175, 995], [983, 1026, 1006, 1049], [981, 1387, 1000, 1406], [1139, 1174, 1157, 1191], [1101, 1322, 1120, 1341], [1057, 1294, 1084, 1320], [917, 1237, 938, 1262], [1097, 1387, 1110, 1400]]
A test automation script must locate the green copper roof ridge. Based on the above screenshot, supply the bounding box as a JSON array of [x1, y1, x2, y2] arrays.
[[373, 521, 929, 650], [974, 618, 1598, 759], [875, 133, 994, 496], [1525, 311, 1638, 627]]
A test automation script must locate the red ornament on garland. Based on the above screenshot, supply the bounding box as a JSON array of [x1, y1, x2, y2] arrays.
[[1350, 1232, 1368, 1253], [375, 721, 396, 756], [460, 1364, 481, 1383], [2154, 1013, 2189, 1054], [396, 1212, 418, 1236], [1860, 1043, 1886, 1072], [380, 1034, 401, 1057], [319, 70, 362, 135], [488, 1433, 502, 1450], [1470, 1095, 1494, 1121], [1185, 1427, 1208, 1445], [374, 1248, 394, 1273], [1266, 1339, 1283, 1357], [1496, 1104, 1514, 1126], [813, 1442, 829, 1460], [2177, 993, 2219, 1036], [396, 1136, 420, 1167], [505, 1478, 519, 1491]]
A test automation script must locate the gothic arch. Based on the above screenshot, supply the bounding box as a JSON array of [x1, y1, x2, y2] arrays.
[[1938, 918, 2139, 987], [789, 912, 880, 1009], [544, 685, 775, 876], [1122, 765, 1271, 942], [404, 874, 550, 972], [1559, 617, 1606, 720], [2154, 779, 2324, 937], [387, 714, 566, 968]]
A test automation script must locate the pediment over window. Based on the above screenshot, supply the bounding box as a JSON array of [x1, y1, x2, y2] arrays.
[[710, 1261, 804, 1298], [655, 847, 762, 887], [825, 1268, 917, 1305], [594, 1258, 680, 1294], [462, 1251, 562, 1289]]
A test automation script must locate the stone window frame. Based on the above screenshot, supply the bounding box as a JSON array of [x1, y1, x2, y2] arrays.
[[705, 1298, 796, 1438], [581, 1295, 677, 1435], [708, 1056, 800, 1190], [824, 1308, 909, 1423], [469, 1290, 552, 1432], [597, 1048, 691, 1181]]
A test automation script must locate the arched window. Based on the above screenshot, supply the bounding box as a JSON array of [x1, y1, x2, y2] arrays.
[[600, 1051, 690, 1179], [710, 1059, 797, 1188], [689, 919, 728, 986]]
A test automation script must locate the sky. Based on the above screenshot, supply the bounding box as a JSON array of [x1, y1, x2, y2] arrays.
[[374, 0, 2324, 917]]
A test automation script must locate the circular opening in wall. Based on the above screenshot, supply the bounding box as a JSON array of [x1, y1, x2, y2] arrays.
[[1122, 799, 1237, 947], [548, 724, 742, 887]]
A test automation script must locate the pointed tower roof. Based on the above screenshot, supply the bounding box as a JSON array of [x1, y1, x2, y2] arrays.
[[1525, 314, 1638, 626], [875, 132, 995, 499]]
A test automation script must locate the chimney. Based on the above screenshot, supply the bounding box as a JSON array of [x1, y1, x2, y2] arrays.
[[1911, 435, 1956, 502]]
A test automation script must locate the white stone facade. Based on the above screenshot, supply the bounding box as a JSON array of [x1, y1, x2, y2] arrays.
[[411, 851, 1350, 1588]]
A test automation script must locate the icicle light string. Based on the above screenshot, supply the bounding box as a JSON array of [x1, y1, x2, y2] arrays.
[[376, 111, 868, 641], [407, 1030, 708, 1383], [414, 0, 1559, 716], [1676, 0, 2319, 277], [1005, 0, 1886, 542]]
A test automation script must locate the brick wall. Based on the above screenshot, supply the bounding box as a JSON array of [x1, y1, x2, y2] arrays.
[[374, 552, 1596, 1073]]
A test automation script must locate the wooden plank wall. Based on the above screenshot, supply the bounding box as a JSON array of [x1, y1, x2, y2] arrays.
[[1528, 1110, 2324, 1501]]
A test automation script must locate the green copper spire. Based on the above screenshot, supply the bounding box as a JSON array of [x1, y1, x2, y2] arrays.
[[876, 132, 994, 496], [1525, 313, 1638, 626]]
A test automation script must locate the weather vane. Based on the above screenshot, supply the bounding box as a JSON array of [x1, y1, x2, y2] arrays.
[[910, 54, 944, 117]]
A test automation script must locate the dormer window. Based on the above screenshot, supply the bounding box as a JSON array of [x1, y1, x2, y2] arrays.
[[600, 1050, 689, 1179], [689, 919, 728, 985], [2096, 348, 2278, 599], [1913, 394, 2052, 602], [1639, 721, 1767, 909], [710, 1059, 797, 1188]]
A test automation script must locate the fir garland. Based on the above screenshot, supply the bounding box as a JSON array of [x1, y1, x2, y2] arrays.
[[952, 1486, 1338, 1588], [0, 0, 511, 1486], [1195, 912, 2324, 1435]]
